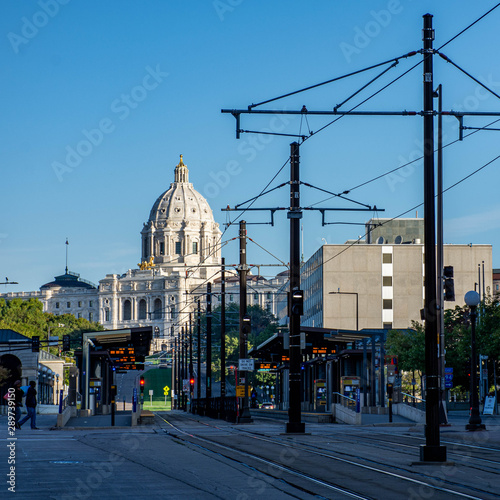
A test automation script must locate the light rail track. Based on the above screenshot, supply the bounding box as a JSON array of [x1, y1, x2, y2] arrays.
[[156, 412, 499, 500]]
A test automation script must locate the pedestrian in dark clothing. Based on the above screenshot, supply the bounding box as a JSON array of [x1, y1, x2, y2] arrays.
[[19, 381, 38, 430], [13, 380, 24, 430]]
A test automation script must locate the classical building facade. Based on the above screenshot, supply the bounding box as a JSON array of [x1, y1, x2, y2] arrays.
[[1, 156, 289, 352]]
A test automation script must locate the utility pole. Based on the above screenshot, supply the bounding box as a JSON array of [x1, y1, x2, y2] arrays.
[[420, 13, 446, 463], [181, 326, 185, 410], [221, 257, 226, 399], [174, 336, 178, 410], [189, 313, 193, 409], [197, 299, 201, 403], [286, 142, 305, 433], [238, 220, 252, 423], [206, 282, 212, 401], [436, 83, 448, 425]]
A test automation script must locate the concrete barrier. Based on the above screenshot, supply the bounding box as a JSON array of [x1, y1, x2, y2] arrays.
[[393, 403, 425, 423], [56, 406, 77, 428], [332, 404, 362, 425]]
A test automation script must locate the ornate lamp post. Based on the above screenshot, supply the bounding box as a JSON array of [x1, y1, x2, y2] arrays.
[[464, 290, 486, 431]]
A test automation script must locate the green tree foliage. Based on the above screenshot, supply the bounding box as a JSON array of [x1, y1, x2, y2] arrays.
[[386, 323, 425, 374], [198, 303, 279, 384], [0, 298, 104, 352], [386, 299, 500, 393]]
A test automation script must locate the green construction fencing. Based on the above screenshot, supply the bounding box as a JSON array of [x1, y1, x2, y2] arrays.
[[143, 368, 172, 402]]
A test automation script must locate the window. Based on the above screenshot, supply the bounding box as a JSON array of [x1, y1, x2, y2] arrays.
[[254, 293, 258, 300], [78, 313, 82, 319], [383, 299, 393, 309], [123, 300, 132, 321], [55, 302, 60, 309], [66, 302, 71, 308], [175, 241, 181, 254], [496, 284, 499, 291], [383, 322, 393, 329], [139, 299, 147, 320], [154, 298, 162, 320], [382, 253, 392, 264], [383, 276, 393, 286], [89, 312, 93, 322], [159, 242, 165, 255], [192, 241, 198, 254], [267, 292, 272, 299], [78, 301, 82, 307], [89, 300, 93, 307], [229, 294, 233, 301], [105, 309, 110, 322]]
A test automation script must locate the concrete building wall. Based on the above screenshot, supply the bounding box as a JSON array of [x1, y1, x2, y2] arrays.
[[302, 243, 493, 332]]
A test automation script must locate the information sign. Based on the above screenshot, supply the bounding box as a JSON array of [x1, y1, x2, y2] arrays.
[[239, 359, 255, 371]]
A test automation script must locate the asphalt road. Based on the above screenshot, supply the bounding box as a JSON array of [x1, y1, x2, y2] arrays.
[[1, 410, 499, 499]]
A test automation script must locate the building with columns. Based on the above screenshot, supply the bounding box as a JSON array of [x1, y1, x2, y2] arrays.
[[1, 157, 223, 351]]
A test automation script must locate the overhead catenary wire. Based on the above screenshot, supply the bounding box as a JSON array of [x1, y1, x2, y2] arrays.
[[304, 151, 500, 276], [306, 116, 500, 209]]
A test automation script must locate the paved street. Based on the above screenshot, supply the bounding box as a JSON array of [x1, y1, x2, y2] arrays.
[[1, 409, 499, 499]]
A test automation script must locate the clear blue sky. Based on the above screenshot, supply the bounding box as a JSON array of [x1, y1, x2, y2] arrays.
[[1, 1, 499, 293]]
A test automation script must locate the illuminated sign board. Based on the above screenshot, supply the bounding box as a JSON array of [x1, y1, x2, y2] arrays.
[[256, 362, 278, 371]]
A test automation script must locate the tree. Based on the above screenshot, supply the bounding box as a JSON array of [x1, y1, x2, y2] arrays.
[[197, 303, 279, 384], [386, 323, 425, 374], [0, 298, 104, 354]]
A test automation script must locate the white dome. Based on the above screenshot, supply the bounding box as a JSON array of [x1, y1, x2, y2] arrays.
[[149, 156, 215, 224], [141, 155, 221, 273]]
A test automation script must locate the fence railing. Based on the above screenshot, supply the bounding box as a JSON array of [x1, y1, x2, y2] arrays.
[[401, 392, 426, 411], [332, 392, 356, 408], [191, 396, 238, 422]]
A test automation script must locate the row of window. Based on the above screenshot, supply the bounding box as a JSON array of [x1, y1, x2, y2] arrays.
[[121, 298, 167, 321], [159, 241, 199, 256], [55, 300, 94, 309]]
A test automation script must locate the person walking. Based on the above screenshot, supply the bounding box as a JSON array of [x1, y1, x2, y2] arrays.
[[19, 381, 38, 430], [13, 380, 24, 430]]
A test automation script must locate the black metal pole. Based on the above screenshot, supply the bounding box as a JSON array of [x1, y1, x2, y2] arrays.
[[207, 282, 212, 401], [420, 13, 446, 463], [174, 336, 178, 409], [221, 258, 226, 399], [197, 299, 201, 403], [286, 142, 305, 433], [466, 305, 485, 430], [189, 316, 193, 410], [181, 326, 186, 410], [238, 221, 252, 422], [436, 83, 448, 426]]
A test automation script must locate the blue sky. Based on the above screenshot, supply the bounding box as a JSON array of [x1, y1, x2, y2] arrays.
[[1, 1, 500, 293]]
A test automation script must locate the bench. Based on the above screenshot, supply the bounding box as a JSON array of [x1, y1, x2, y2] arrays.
[[140, 410, 155, 425]]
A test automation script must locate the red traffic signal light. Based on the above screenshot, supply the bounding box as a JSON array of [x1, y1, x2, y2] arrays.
[[139, 376, 145, 392]]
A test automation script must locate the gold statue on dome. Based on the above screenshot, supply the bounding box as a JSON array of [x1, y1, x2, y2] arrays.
[[138, 256, 156, 270]]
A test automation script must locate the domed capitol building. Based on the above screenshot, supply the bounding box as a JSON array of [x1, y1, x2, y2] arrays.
[[3, 156, 288, 351]]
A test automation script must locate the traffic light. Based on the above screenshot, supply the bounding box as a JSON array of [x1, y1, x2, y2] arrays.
[[242, 314, 251, 339], [290, 290, 304, 316], [31, 336, 40, 353], [62, 335, 71, 351], [189, 377, 194, 393], [139, 376, 145, 394], [443, 266, 455, 301]]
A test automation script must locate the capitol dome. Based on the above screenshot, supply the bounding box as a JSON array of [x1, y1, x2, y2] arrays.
[[141, 155, 221, 271]]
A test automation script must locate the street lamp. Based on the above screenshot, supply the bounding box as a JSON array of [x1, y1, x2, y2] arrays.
[[464, 290, 486, 431]]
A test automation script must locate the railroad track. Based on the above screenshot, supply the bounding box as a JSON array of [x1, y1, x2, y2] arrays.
[[155, 412, 500, 500]]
